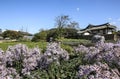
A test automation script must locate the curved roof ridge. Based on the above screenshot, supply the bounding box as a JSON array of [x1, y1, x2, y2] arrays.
[[88, 22, 110, 27]]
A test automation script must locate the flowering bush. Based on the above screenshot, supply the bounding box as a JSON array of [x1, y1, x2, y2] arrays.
[[75, 41, 120, 78], [77, 62, 120, 79], [0, 41, 120, 78], [22, 47, 41, 75], [36, 42, 69, 71], [75, 42, 120, 66], [0, 48, 21, 79], [74, 45, 89, 53], [43, 43, 69, 64], [0, 44, 41, 78], [0, 42, 70, 78]]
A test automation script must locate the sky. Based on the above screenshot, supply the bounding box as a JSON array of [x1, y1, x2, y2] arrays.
[[0, 0, 120, 34]]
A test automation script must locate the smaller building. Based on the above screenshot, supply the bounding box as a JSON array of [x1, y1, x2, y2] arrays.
[[78, 23, 116, 35], [23, 35, 34, 40], [0, 36, 3, 40]]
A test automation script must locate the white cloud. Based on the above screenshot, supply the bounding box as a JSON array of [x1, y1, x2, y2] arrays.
[[76, 8, 80, 11]]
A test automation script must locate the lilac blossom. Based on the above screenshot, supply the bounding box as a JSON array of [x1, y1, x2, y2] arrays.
[[95, 42, 115, 51], [0, 49, 21, 79], [43, 43, 69, 65], [74, 45, 89, 53], [5, 44, 29, 66], [37, 42, 69, 69], [0, 41, 120, 78], [75, 41, 120, 70], [84, 47, 100, 62], [22, 47, 41, 75], [4, 44, 42, 76], [0, 43, 69, 77], [77, 62, 120, 79], [0, 65, 21, 79]]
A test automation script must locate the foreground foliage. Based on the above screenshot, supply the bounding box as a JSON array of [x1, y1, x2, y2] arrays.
[[0, 41, 120, 79]]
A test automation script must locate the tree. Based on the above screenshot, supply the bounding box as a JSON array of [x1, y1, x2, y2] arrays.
[[2, 30, 23, 39], [46, 28, 59, 42], [32, 30, 48, 42], [67, 21, 79, 29], [63, 28, 79, 39], [32, 15, 80, 42], [54, 15, 80, 39], [55, 15, 70, 38]]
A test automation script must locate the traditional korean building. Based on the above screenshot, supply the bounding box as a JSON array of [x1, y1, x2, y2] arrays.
[[78, 23, 116, 35]]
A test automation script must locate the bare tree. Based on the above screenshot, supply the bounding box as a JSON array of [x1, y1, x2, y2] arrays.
[[67, 21, 79, 29], [55, 15, 70, 38]]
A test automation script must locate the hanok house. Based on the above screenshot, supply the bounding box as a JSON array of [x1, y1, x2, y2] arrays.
[[77, 23, 117, 40], [78, 23, 116, 35]]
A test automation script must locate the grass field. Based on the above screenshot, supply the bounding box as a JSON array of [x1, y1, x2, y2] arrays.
[[1, 38, 113, 53], [0, 41, 47, 51], [0, 39, 91, 53]]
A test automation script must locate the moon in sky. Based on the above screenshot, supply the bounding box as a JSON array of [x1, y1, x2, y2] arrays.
[[76, 8, 80, 11]]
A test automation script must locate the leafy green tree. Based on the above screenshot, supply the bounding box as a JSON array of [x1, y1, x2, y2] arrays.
[[32, 30, 48, 42], [46, 28, 59, 42], [2, 30, 23, 39], [63, 28, 79, 39]]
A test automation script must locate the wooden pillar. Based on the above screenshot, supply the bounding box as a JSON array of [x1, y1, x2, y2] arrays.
[[114, 34, 117, 41]]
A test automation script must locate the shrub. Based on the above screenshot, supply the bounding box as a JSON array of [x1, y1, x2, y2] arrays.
[[0, 41, 120, 79], [77, 62, 120, 79], [75, 41, 120, 75]]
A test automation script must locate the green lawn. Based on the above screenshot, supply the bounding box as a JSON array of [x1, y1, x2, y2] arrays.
[[0, 38, 92, 53], [58, 38, 91, 46], [0, 41, 47, 51]]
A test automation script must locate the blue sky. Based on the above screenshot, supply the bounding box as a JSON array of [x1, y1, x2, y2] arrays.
[[0, 0, 120, 34]]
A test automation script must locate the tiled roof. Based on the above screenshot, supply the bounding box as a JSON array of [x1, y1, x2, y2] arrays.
[[78, 23, 116, 34]]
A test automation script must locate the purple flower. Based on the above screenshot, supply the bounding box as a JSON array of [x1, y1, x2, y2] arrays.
[[77, 62, 119, 79]]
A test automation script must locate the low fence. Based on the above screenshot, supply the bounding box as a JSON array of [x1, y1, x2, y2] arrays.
[[0, 39, 17, 43], [78, 34, 116, 41], [78, 35, 93, 40]]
